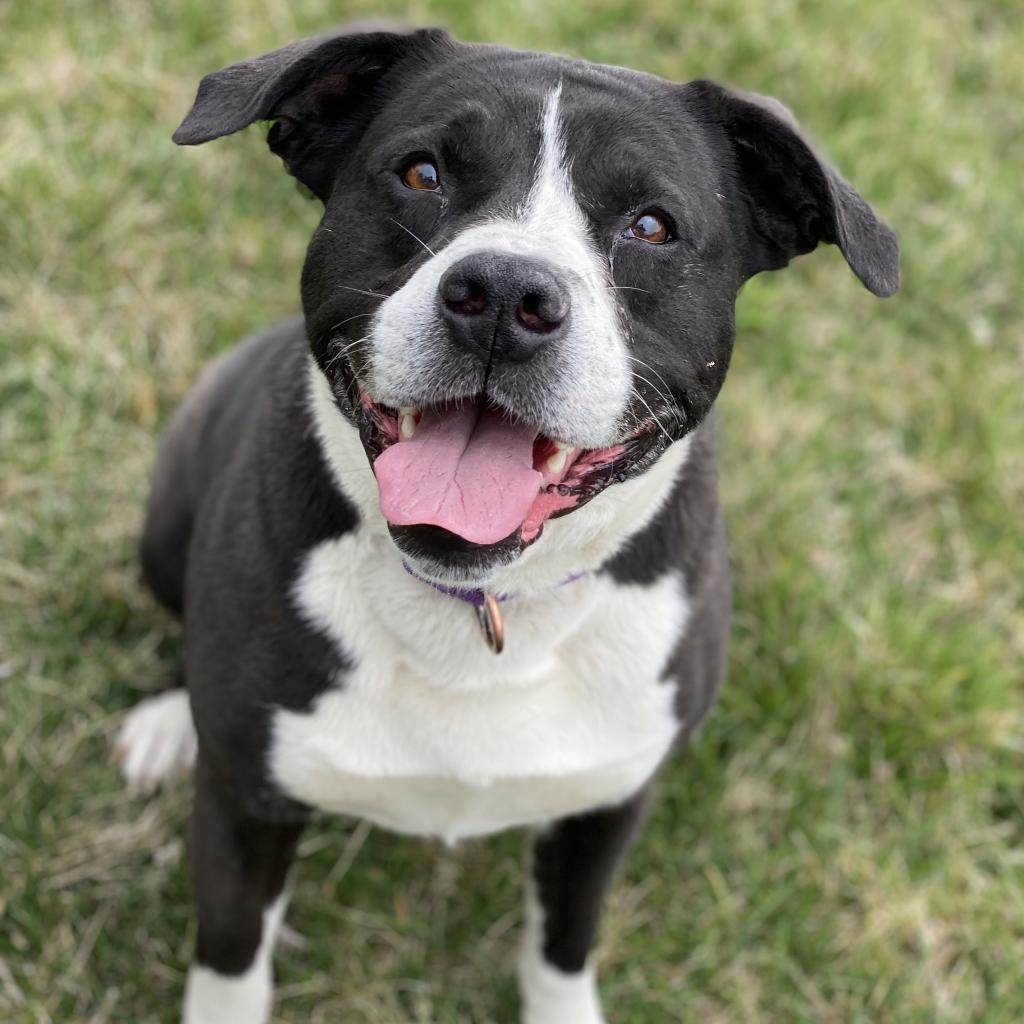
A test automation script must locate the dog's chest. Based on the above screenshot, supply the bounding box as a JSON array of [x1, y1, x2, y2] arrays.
[[269, 532, 688, 842]]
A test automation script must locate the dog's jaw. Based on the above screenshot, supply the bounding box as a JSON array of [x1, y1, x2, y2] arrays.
[[306, 356, 693, 595]]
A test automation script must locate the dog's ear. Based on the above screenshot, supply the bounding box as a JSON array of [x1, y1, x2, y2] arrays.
[[173, 26, 452, 200], [686, 80, 899, 297]]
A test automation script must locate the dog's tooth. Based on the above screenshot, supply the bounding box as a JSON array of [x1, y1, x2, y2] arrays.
[[399, 409, 418, 440], [553, 440, 573, 452], [546, 446, 574, 474]]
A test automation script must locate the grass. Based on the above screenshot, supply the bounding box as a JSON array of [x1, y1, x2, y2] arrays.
[[1, 0, 1022, 1021]]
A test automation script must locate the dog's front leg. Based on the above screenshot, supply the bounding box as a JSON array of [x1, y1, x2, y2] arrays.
[[518, 788, 650, 1024], [182, 759, 306, 1024]]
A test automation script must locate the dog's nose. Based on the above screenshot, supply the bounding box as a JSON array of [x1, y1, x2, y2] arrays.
[[438, 253, 570, 364]]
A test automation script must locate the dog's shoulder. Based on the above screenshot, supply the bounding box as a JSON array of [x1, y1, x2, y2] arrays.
[[185, 318, 362, 583], [603, 414, 731, 729], [177, 323, 362, 814]]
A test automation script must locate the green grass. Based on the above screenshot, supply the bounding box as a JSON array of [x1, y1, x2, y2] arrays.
[[1, 0, 1022, 1021]]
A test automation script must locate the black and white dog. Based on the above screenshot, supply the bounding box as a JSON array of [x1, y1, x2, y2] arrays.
[[115, 24, 898, 1024]]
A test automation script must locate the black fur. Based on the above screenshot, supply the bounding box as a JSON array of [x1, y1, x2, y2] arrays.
[[532, 789, 651, 973], [191, 758, 306, 974]]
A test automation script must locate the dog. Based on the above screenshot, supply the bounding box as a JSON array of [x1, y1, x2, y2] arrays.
[[115, 24, 899, 1024]]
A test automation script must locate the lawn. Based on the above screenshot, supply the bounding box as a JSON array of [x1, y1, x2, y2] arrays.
[[1, 0, 1022, 1021]]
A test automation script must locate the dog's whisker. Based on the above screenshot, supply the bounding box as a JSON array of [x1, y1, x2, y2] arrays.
[[626, 356, 675, 415], [574, 270, 616, 290], [324, 335, 371, 375], [331, 335, 370, 356], [629, 355, 673, 389], [572, 271, 654, 298], [606, 284, 652, 295], [629, 385, 675, 444], [327, 312, 376, 332], [631, 372, 677, 422], [388, 217, 437, 257], [338, 285, 388, 301]]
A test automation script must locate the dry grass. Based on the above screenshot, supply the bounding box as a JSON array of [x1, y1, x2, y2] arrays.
[[2, 0, 1022, 1021]]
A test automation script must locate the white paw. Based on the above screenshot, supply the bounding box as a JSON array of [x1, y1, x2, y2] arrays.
[[114, 689, 197, 793], [519, 887, 608, 1024], [182, 894, 286, 1024], [183, 962, 272, 1024], [519, 953, 607, 1024]]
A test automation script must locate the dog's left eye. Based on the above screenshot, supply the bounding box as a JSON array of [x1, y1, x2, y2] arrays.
[[402, 159, 441, 192], [626, 212, 670, 244]]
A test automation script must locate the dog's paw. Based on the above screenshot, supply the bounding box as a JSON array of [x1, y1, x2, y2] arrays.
[[114, 689, 197, 793], [518, 956, 608, 1024]]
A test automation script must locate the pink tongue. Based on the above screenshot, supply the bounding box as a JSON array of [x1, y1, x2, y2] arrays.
[[373, 403, 542, 545]]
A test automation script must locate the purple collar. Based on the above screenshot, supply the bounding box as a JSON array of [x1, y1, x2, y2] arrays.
[[402, 562, 591, 654], [402, 562, 589, 608]]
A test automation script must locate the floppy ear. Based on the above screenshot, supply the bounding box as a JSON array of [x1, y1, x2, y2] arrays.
[[173, 26, 452, 200], [687, 80, 900, 297]]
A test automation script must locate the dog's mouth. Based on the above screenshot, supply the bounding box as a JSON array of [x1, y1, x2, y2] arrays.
[[345, 376, 667, 553]]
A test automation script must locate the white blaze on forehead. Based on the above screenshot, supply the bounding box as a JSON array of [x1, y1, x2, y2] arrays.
[[524, 84, 573, 218], [522, 83, 606, 293], [367, 83, 631, 449]]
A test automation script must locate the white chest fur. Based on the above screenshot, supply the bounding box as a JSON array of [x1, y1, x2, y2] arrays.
[[269, 530, 689, 843]]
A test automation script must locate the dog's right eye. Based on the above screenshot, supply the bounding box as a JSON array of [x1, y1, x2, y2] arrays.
[[626, 212, 670, 244], [401, 160, 441, 192]]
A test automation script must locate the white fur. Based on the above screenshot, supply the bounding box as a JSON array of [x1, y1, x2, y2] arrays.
[[183, 893, 286, 1024], [368, 85, 630, 449], [519, 886, 606, 1024], [269, 521, 687, 843], [116, 688, 197, 793]]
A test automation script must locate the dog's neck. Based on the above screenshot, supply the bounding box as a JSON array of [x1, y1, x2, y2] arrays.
[[305, 357, 692, 596]]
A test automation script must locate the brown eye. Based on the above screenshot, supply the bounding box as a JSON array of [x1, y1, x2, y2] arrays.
[[402, 159, 440, 191], [627, 212, 670, 244]]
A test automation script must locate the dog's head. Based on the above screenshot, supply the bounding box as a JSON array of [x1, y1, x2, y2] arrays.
[[175, 27, 898, 582]]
